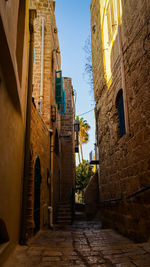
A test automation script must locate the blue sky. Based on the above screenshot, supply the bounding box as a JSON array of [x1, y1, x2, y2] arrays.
[[55, 0, 95, 163]]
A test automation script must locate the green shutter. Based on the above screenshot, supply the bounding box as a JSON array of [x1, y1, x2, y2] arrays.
[[55, 71, 63, 104]]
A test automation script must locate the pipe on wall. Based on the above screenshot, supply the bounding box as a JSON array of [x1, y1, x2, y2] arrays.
[[49, 131, 54, 226], [39, 18, 45, 115]]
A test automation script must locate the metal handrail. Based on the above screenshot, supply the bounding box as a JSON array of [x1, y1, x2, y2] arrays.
[[100, 186, 150, 203], [126, 186, 150, 199], [101, 198, 122, 203]]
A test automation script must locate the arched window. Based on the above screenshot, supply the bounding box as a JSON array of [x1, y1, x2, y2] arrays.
[[116, 89, 126, 138]]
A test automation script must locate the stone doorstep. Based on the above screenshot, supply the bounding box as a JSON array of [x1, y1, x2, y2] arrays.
[[0, 242, 10, 255]]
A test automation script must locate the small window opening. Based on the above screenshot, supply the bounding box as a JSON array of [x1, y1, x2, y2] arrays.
[[116, 89, 126, 138]]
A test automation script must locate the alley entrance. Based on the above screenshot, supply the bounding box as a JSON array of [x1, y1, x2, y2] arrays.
[[4, 220, 150, 267]]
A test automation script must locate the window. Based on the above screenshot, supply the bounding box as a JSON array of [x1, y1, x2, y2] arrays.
[[106, 4, 112, 43], [116, 89, 126, 138], [55, 71, 65, 114], [102, 0, 118, 85], [106, 0, 117, 44], [55, 70, 63, 104]]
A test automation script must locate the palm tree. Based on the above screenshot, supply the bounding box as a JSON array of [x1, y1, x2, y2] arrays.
[[76, 116, 90, 163]]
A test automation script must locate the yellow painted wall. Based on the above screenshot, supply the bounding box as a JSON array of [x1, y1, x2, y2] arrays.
[[0, 0, 29, 263]]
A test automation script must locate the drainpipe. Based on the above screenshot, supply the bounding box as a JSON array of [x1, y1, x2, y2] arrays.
[[20, 9, 36, 244], [48, 130, 54, 227], [117, 0, 129, 133], [39, 18, 44, 115]]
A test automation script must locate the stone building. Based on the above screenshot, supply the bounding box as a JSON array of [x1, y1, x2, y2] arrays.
[[24, 0, 75, 227], [20, 0, 60, 242], [0, 0, 75, 264], [60, 77, 75, 202], [21, 0, 76, 239], [0, 0, 30, 263], [91, 0, 150, 241]]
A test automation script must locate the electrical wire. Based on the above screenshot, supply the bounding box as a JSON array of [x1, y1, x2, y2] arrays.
[[77, 108, 94, 117], [51, 107, 95, 122]]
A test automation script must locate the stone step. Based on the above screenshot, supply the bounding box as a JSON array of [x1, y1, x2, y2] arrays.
[[56, 201, 72, 225], [57, 207, 71, 210], [57, 205, 71, 209], [57, 202, 70, 206], [74, 211, 86, 220], [56, 219, 72, 224], [56, 222, 72, 225], [57, 215, 72, 220], [56, 213, 72, 218], [57, 220, 72, 223]]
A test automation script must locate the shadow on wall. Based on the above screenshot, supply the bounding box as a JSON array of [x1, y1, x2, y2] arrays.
[[84, 170, 99, 220], [0, 218, 9, 244]]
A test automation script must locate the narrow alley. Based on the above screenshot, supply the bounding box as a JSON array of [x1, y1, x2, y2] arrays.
[[4, 219, 150, 267], [1, 0, 150, 266]]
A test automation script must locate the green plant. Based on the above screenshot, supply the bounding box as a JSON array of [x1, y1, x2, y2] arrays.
[[76, 160, 93, 192]]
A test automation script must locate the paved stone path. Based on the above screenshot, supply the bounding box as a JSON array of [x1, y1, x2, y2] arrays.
[[3, 221, 150, 267]]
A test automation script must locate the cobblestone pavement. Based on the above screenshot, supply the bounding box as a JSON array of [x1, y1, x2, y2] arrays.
[[3, 221, 150, 267]]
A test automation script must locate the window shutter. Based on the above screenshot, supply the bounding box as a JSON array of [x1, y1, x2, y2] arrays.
[[55, 71, 63, 104]]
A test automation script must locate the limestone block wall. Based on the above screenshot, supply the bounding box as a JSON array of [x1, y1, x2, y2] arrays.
[[84, 171, 99, 219], [29, 0, 62, 223], [60, 77, 75, 202], [26, 103, 50, 237], [91, 0, 150, 241], [30, 0, 61, 128]]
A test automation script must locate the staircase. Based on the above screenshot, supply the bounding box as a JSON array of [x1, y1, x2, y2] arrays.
[[56, 202, 72, 225], [74, 203, 86, 221]]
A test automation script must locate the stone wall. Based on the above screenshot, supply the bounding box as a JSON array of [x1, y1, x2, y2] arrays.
[[84, 170, 99, 219], [30, 0, 61, 128], [25, 103, 50, 237], [91, 0, 150, 241], [60, 77, 75, 202], [30, 105, 50, 228], [29, 0, 63, 224]]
